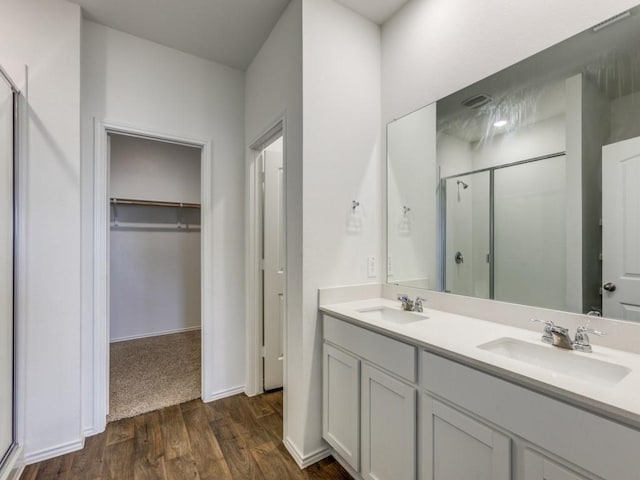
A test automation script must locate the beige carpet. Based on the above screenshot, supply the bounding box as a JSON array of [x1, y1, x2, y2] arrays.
[[108, 329, 201, 422]]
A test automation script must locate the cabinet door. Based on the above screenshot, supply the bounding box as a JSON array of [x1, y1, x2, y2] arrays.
[[323, 343, 360, 471], [421, 395, 510, 480], [522, 449, 590, 480], [361, 364, 416, 480]]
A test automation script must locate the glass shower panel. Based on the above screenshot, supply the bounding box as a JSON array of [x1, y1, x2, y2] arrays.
[[494, 156, 567, 310], [0, 77, 14, 464], [445, 171, 490, 297]]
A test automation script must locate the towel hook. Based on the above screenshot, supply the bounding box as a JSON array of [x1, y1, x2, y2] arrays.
[[352, 200, 360, 212]]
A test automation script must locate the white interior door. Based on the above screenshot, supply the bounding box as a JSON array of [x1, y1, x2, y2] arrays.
[[603, 136, 640, 321], [263, 147, 284, 390]]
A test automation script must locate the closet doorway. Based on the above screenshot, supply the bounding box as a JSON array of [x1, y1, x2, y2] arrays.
[[107, 133, 203, 421]]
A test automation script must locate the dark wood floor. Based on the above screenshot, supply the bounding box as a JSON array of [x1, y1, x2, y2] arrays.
[[21, 391, 351, 480]]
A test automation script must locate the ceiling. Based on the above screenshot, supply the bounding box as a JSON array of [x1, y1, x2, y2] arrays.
[[335, 0, 408, 24], [68, 0, 408, 71]]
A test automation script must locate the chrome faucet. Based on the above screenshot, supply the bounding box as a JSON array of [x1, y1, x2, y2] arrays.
[[531, 319, 606, 353], [397, 294, 426, 312], [397, 294, 413, 311]]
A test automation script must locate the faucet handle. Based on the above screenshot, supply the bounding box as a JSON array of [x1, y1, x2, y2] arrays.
[[397, 293, 409, 301], [531, 318, 554, 328], [574, 325, 606, 353], [531, 318, 554, 343], [577, 325, 607, 336], [414, 296, 426, 312]]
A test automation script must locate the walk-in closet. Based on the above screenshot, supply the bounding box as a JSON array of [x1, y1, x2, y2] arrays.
[[108, 133, 202, 421]]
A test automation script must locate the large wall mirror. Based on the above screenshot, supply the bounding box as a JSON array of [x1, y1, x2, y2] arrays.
[[0, 65, 17, 470], [387, 5, 640, 322]]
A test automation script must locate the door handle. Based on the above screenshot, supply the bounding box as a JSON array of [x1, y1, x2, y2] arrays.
[[603, 282, 616, 292]]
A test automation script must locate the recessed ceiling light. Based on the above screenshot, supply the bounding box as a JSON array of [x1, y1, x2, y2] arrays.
[[494, 120, 508, 127]]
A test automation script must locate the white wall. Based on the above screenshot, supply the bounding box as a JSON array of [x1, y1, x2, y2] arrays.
[[244, 0, 303, 457], [381, 0, 640, 125], [248, 0, 381, 463], [110, 135, 201, 204], [301, 0, 381, 458], [109, 135, 201, 342], [0, 0, 82, 462], [82, 20, 245, 432]]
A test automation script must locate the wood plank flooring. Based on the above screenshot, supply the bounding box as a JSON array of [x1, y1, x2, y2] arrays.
[[21, 391, 352, 480]]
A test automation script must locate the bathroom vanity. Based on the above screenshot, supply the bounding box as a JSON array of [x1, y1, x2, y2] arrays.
[[319, 289, 640, 480]]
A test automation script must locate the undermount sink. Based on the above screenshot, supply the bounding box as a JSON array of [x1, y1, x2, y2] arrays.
[[478, 337, 631, 386], [356, 306, 429, 324]]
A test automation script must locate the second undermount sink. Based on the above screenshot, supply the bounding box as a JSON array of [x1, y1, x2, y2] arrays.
[[356, 306, 429, 325], [478, 337, 631, 386]]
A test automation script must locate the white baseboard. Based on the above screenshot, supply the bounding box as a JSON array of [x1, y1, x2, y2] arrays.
[[283, 437, 331, 469], [110, 325, 201, 343], [0, 445, 23, 480], [23, 438, 84, 465], [202, 385, 245, 403], [331, 449, 362, 479]]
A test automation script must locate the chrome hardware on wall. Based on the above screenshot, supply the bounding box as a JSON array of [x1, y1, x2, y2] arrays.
[[455, 251, 464, 264], [402, 205, 411, 216], [352, 200, 360, 212]]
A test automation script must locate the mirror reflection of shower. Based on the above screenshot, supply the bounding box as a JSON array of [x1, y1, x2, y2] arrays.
[[456, 179, 469, 201]]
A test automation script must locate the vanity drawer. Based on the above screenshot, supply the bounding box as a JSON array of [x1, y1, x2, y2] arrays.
[[324, 314, 417, 383], [421, 351, 640, 480]]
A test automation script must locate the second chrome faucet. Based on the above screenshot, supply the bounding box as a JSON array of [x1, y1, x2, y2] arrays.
[[531, 318, 606, 353], [398, 294, 426, 313]]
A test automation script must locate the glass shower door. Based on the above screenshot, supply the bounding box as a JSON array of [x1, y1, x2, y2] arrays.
[[444, 171, 490, 297], [0, 73, 15, 467], [493, 155, 567, 310]]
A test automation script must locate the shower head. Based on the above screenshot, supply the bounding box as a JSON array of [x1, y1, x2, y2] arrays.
[[457, 180, 469, 189]]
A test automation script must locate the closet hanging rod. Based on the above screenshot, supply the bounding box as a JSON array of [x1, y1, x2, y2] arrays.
[[110, 198, 201, 209]]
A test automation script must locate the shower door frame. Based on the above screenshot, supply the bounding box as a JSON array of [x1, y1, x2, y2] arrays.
[[0, 64, 20, 476], [439, 151, 566, 299]]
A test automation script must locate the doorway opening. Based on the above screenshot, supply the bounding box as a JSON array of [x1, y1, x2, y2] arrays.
[[107, 133, 203, 421], [261, 136, 285, 391], [247, 121, 286, 395]]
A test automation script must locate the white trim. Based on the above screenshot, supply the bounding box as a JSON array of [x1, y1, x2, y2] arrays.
[[23, 438, 84, 465], [203, 385, 245, 403], [283, 437, 331, 469], [245, 116, 286, 397], [0, 446, 23, 480], [330, 449, 362, 480], [90, 119, 212, 436], [109, 326, 201, 343]]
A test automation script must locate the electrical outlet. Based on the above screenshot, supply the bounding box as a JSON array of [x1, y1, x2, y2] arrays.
[[367, 255, 377, 278]]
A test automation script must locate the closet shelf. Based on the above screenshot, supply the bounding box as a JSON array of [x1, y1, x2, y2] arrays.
[[110, 198, 200, 209]]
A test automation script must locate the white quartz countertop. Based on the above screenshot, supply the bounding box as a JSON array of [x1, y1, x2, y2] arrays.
[[320, 297, 640, 428]]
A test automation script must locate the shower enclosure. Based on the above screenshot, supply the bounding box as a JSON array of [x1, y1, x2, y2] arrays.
[[0, 64, 17, 475], [442, 153, 567, 310]]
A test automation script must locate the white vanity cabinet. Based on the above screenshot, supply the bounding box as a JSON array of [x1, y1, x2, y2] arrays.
[[322, 315, 418, 480], [521, 450, 589, 480], [321, 311, 640, 480], [323, 343, 360, 470], [422, 351, 640, 480], [421, 394, 510, 480], [361, 364, 416, 480]]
